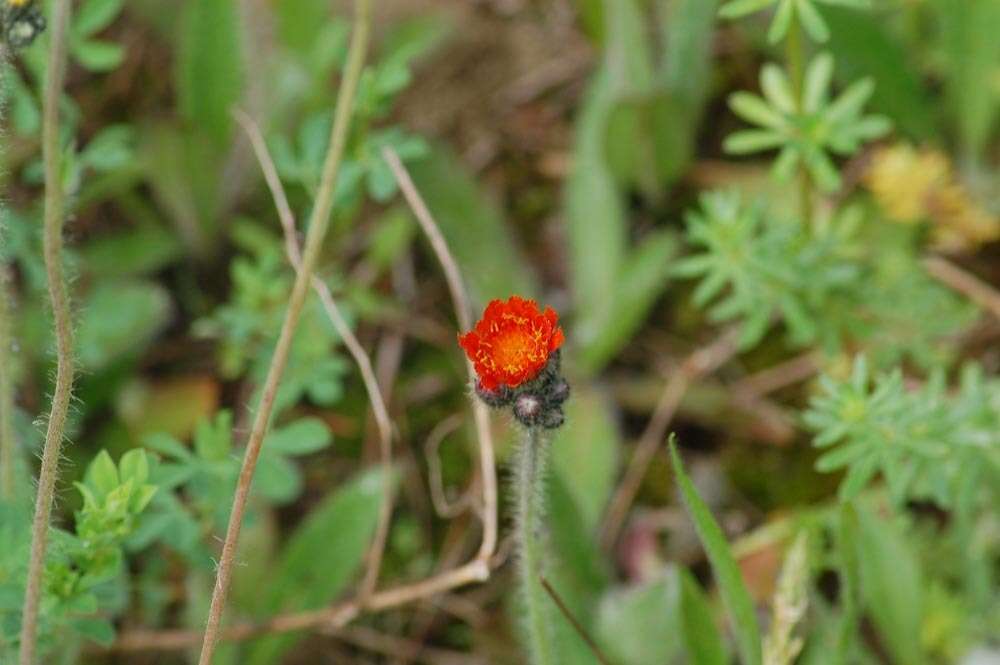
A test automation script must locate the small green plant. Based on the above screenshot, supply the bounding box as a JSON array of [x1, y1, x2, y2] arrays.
[[725, 52, 890, 192], [0, 450, 157, 657], [805, 357, 1000, 506]]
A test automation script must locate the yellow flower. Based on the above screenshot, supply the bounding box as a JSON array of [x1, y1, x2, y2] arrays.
[[865, 143, 999, 250]]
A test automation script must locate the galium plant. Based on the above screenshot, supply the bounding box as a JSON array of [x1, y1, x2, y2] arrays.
[[720, 0, 871, 44], [725, 52, 890, 192]]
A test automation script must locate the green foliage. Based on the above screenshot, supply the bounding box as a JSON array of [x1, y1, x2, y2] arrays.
[[70, 0, 126, 72], [819, 6, 935, 140], [854, 505, 927, 665], [719, 0, 871, 44], [671, 439, 763, 665], [247, 467, 395, 665], [193, 222, 351, 414], [408, 144, 538, 302], [0, 450, 156, 656], [805, 357, 1000, 506], [725, 53, 890, 192], [177, 0, 243, 146], [594, 574, 683, 665], [935, 0, 1000, 161], [565, 0, 716, 375], [676, 192, 975, 361], [137, 411, 334, 564]]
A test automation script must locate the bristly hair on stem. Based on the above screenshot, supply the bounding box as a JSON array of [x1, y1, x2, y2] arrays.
[[195, 1, 372, 663], [513, 425, 557, 665], [18, 0, 74, 662]]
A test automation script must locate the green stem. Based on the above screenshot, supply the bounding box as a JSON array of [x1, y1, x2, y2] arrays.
[[515, 426, 556, 665], [195, 1, 371, 663], [785, 13, 813, 228], [19, 0, 74, 662]]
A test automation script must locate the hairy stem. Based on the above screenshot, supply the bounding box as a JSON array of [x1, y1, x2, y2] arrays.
[[19, 0, 74, 662], [514, 427, 555, 665], [785, 15, 813, 227], [195, 1, 371, 663], [0, 268, 16, 501]]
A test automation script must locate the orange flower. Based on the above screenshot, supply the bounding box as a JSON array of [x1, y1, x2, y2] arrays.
[[458, 296, 564, 391]]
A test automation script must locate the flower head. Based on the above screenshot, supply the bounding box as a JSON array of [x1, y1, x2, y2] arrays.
[[459, 296, 564, 392], [864, 143, 1000, 251]]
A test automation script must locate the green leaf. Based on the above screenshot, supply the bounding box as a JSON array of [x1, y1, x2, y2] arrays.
[[545, 476, 608, 665], [550, 385, 620, 532], [72, 39, 125, 72], [679, 567, 729, 665], [366, 206, 416, 273], [834, 504, 861, 665], [729, 92, 788, 129], [938, 0, 1000, 160], [406, 144, 537, 303], [79, 223, 183, 277], [662, 0, 718, 112], [795, 0, 830, 42], [595, 576, 683, 665], [855, 504, 926, 665], [670, 439, 762, 665], [725, 130, 786, 154], [131, 484, 158, 514], [547, 472, 611, 602], [247, 468, 395, 665], [194, 412, 233, 462], [820, 6, 934, 139], [76, 280, 172, 371], [656, 0, 719, 183], [264, 418, 332, 456], [143, 432, 192, 460], [573, 0, 605, 41], [119, 449, 150, 485], [177, 0, 244, 145], [80, 124, 135, 172], [566, 66, 627, 355], [273, 0, 333, 58], [803, 52, 834, 114], [71, 616, 116, 646], [760, 63, 795, 114], [719, 0, 775, 19], [87, 450, 120, 497], [73, 0, 125, 36], [254, 454, 303, 505], [767, 0, 795, 43], [578, 230, 679, 373]]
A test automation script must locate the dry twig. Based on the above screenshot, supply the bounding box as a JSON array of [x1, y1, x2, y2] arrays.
[[924, 255, 1000, 322], [600, 328, 740, 550], [231, 104, 397, 602], [196, 2, 372, 662], [424, 414, 476, 519], [381, 145, 499, 564]]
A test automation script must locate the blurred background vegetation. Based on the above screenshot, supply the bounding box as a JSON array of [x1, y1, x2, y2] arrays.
[[0, 0, 999, 663]]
